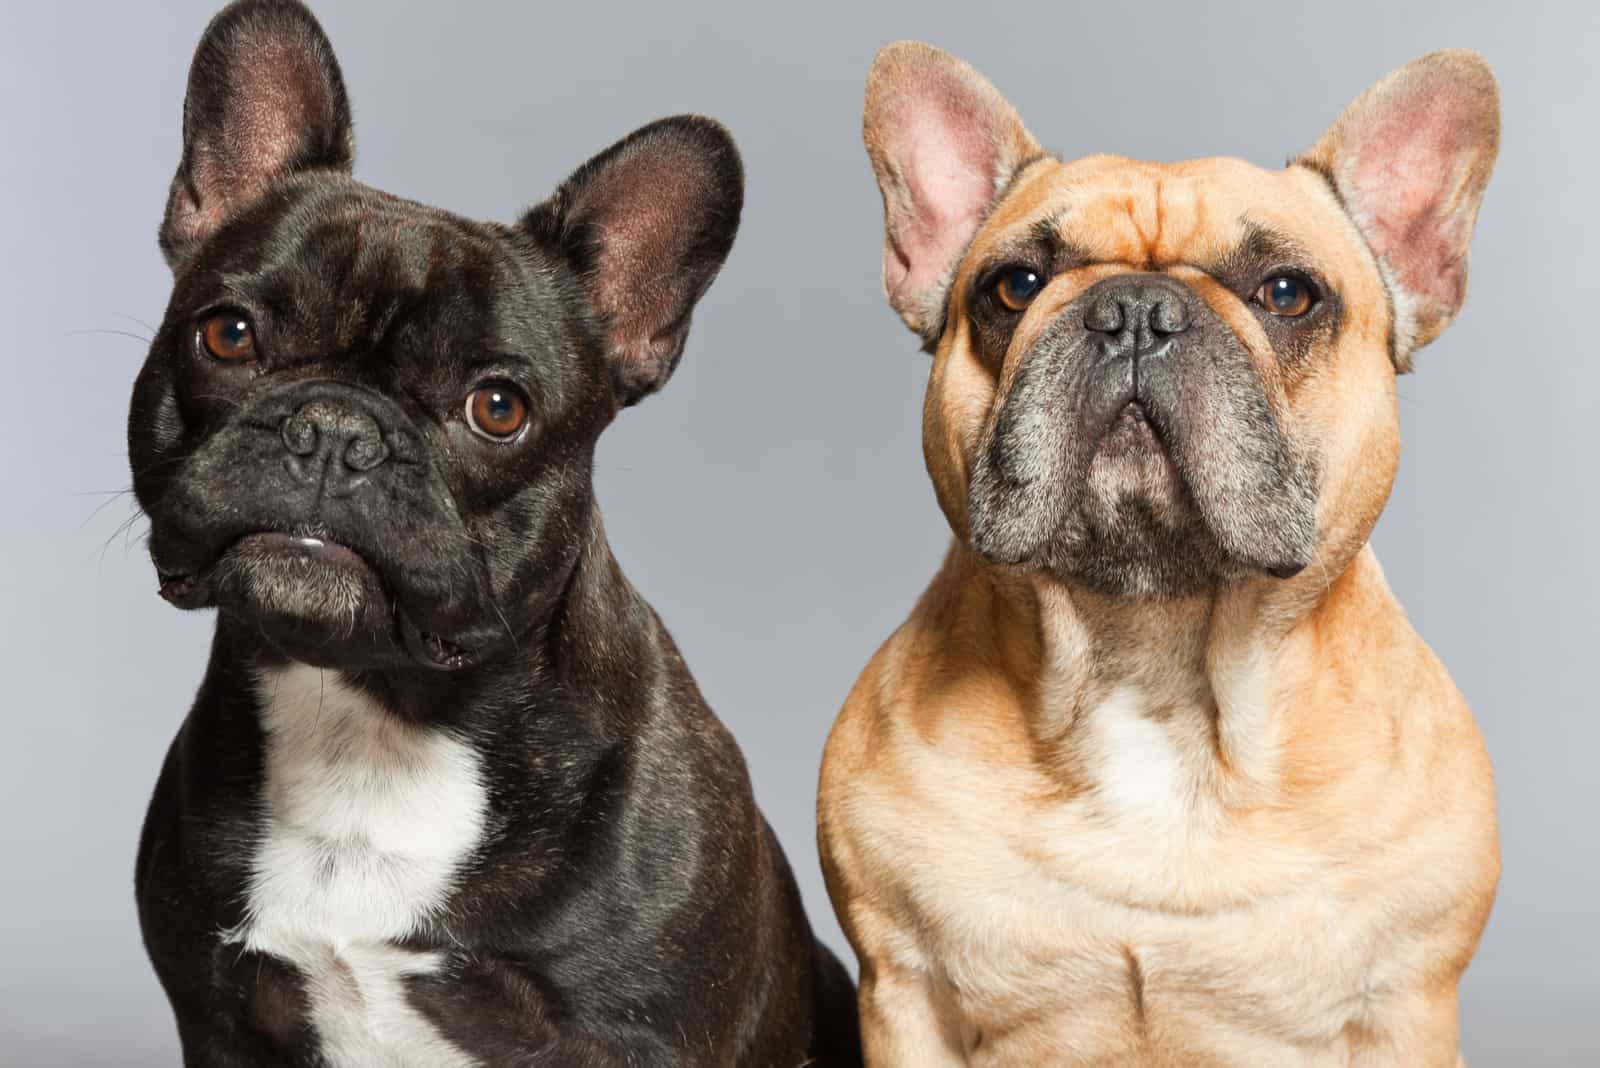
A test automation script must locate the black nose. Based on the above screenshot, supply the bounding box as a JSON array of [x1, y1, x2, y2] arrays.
[[281, 392, 391, 495], [1083, 276, 1192, 359]]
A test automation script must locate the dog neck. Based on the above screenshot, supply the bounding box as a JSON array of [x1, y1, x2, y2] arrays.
[[927, 541, 1404, 806]]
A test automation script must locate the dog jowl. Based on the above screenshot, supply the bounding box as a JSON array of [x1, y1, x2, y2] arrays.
[[820, 41, 1499, 1067], [129, 3, 860, 1065]]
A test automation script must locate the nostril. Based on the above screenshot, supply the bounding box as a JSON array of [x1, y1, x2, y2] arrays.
[[1150, 297, 1189, 337], [282, 414, 318, 457], [1084, 296, 1125, 335], [343, 435, 389, 472]]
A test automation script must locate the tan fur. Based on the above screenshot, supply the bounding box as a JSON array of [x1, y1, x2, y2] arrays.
[[822, 46, 1499, 1067]]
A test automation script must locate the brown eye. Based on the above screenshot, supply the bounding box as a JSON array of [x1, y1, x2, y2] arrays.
[[996, 267, 1045, 312], [466, 383, 529, 441], [1256, 276, 1315, 317], [199, 313, 256, 361]]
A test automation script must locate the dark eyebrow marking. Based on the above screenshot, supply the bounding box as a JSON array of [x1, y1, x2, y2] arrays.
[[956, 212, 1098, 364], [1030, 214, 1067, 251], [918, 153, 1057, 352], [964, 218, 1094, 311], [1203, 220, 1322, 296], [1203, 219, 1346, 366]]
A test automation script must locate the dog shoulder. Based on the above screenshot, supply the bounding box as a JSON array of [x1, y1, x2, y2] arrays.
[[819, 627, 906, 873], [818, 618, 935, 950]]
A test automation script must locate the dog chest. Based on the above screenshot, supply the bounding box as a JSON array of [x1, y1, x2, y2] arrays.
[[224, 664, 488, 1068], [867, 688, 1428, 1064], [940, 879, 1383, 1065]]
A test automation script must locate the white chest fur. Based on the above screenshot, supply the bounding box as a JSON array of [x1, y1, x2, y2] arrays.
[[224, 664, 487, 1068]]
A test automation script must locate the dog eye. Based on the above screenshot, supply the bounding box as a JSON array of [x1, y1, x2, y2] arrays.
[[465, 382, 529, 441], [996, 267, 1046, 312], [199, 312, 256, 361], [1256, 276, 1316, 317]]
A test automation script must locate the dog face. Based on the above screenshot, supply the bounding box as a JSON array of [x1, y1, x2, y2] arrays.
[[130, 0, 741, 670], [864, 43, 1497, 597]]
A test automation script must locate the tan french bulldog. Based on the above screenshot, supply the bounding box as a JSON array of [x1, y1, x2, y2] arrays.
[[818, 42, 1500, 1067]]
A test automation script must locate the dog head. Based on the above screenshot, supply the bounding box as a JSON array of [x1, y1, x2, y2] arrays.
[[863, 43, 1497, 597], [130, 0, 742, 670]]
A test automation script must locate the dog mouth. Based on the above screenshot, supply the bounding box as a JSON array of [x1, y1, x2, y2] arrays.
[[1095, 400, 1167, 460], [236, 530, 373, 576], [157, 529, 374, 605], [157, 531, 480, 671], [396, 614, 475, 670]]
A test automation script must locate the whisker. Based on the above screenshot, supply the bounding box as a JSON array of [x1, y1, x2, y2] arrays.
[[67, 328, 154, 346], [97, 509, 149, 565], [80, 488, 136, 528], [123, 512, 146, 554], [127, 454, 186, 481], [490, 597, 519, 651], [113, 313, 159, 337]]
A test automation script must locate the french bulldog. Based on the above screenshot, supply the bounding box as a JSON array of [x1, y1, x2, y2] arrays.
[[129, 2, 860, 1065], [818, 42, 1499, 1066]]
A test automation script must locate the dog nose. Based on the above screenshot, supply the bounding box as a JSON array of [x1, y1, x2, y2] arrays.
[[282, 396, 390, 494], [1083, 277, 1191, 358]]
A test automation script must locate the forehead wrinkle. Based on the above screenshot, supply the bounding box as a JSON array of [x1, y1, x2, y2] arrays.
[[1057, 182, 1152, 267], [1080, 180, 1206, 268], [1150, 176, 1220, 266]]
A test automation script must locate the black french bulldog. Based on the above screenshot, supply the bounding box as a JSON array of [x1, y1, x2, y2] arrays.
[[128, 2, 860, 1065]]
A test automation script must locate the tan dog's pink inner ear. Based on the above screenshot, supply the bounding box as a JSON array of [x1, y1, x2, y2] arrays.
[[1299, 50, 1500, 367], [864, 42, 1042, 344]]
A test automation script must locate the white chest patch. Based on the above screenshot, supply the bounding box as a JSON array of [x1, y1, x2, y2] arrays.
[[1084, 685, 1198, 836], [224, 664, 487, 1068]]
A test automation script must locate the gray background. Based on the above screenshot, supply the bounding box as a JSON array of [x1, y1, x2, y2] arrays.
[[2, 0, 1595, 1063]]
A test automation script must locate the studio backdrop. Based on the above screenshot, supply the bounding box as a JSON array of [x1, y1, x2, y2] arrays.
[[1, 1, 1595, 1063]]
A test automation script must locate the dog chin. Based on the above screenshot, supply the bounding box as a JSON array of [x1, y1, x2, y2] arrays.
[[227, 555, 372, 628], [208, 533, 398, 668], [192, 532, 490, 672], [1051, 458, 1239, 600], [1084, 422, 1191, 526]]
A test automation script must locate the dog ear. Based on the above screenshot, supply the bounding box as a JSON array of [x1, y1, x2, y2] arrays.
[[1299, 51, 1499, 368], [863, 41, 1043, 347], [522, 116, 743, 407], [160, 0, 354, 270]]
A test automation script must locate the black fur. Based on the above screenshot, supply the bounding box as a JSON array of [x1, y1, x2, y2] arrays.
[[130, 2, 861, 1064]]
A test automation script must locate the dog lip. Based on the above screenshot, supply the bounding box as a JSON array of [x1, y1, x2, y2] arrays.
[[1264, 557, 1310, 580], [398, 611, 479, 672], [233, 530, 372, 572], [157, 570, 212, 609], [157, 531, 485, 668], [1095, 399, 1168, 459], [156, 530, 379, 610]]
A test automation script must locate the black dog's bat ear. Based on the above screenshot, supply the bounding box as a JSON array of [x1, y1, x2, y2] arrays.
[[522, 116, 744, 407], [160, 0, 354, 270]]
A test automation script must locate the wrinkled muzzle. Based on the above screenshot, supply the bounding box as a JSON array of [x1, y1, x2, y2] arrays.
[[968, 273, 1317, 590], [143, 378, 502, 669]]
